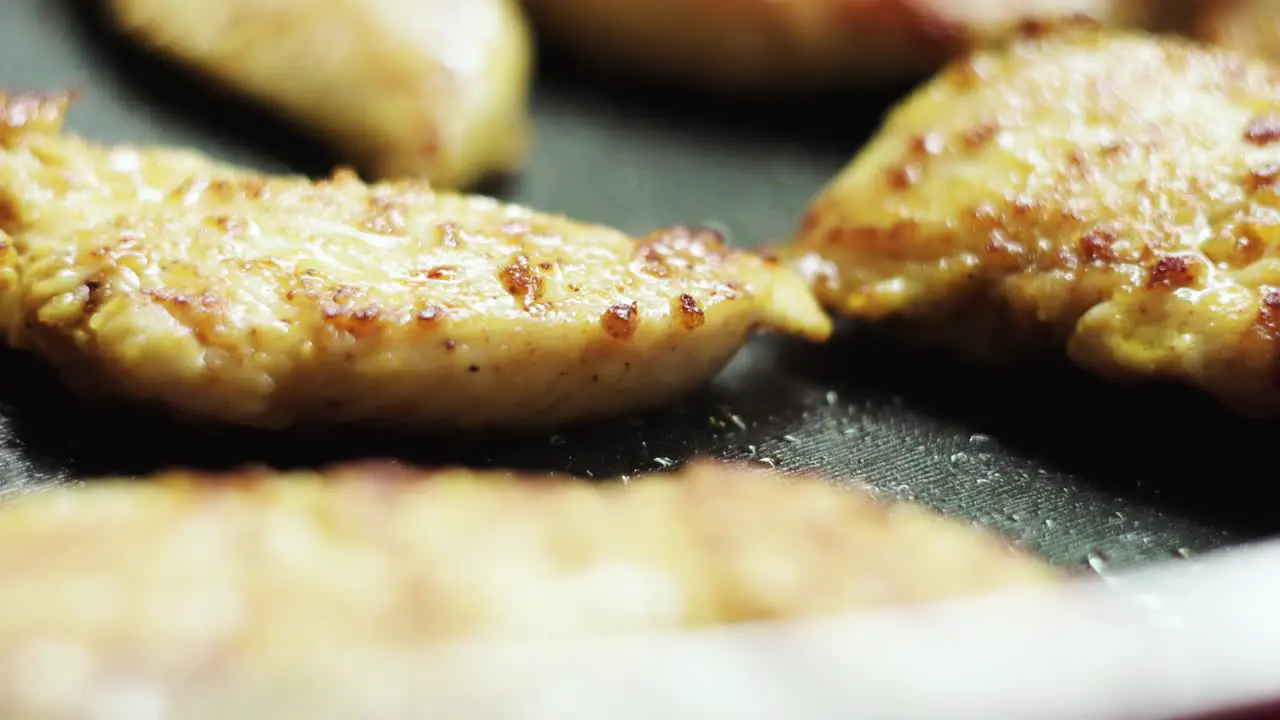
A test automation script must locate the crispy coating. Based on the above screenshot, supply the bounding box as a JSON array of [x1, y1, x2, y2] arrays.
[[0, 91, 830, 430], [107, 0, 532, 188], [521, 0, 1155, 90], [0, 459, 1055, 715], [788, 23, 1280, 415]]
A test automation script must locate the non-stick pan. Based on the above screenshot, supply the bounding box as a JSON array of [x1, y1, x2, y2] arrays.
[[0, 0, 1271, 571]]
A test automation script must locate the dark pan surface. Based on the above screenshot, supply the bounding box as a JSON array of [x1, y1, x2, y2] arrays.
[[0, 0, 1273, 570]]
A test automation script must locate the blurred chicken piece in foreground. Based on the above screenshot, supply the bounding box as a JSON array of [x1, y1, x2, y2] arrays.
[[107, 0, 532, 188], [0, 459, 1055, 716]]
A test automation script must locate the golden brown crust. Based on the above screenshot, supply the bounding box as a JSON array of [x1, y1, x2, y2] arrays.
[[106, 0, 532, 188], [788, 27, 1280, 414], [0, 459, 1055, 715], [0, 91, 831, 430], [522, 0, 1156, 90]]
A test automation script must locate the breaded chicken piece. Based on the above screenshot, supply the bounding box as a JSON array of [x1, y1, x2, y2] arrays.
[[107, 0, 532, 188], [0, 91, 830, 431], [521, 0, 1155, 90], [0, 459, 1055, 716], [788, 22, 1280, 416]]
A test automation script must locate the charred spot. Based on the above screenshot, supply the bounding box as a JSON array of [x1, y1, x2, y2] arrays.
[[242, 179, 267, 201], [538, 261, 554, 271], [601, 302, 640, 340], [1257, 291, 1280, 338], [436, 222, 462, 248], [948, 58, 981, 90], [143, 287, 194, 306], [798, 209, 821, 234], [886, 164, 921, 190], [443, 338, 457, 351], [422, 266, 458, 281], [758, 251, 779, 265], [467, 364, 480, 373], [498, 255, 545, 308], [1079, 228, 1118, 263], [909, 133, 945, 157], [416, 305, 446, 323], [0, 194, 18, 233], [208, 215, 245, 233], [1248, 165, 1280, 192], [1246, 115, 1280, 146], [633, 225, 729, 276], [1015, 13, 1099, 39], [675, 293, 705, 330], [961, 122, 999, 151], [1101, 141, 1127, 158], [1147, 255, 1198, 289]]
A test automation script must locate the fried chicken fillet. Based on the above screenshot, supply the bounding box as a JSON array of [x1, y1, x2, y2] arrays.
[[788, 22, 1280, 416], [521, 0, 1155, 90], [0, 91, 829, 431], [107, 0, 532, 188], [0, 459, 1055, 716]]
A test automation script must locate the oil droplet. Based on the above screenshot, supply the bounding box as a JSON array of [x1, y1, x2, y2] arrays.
[[548, 434, 568, 447], [727, 413, 748, 431], [949, 451, 968, 464], [757, 457, 778, 468], [620, 474, 633, 486], [745, 444, 758, 457], [653, 457, 675, 469], [968, 433, 992, 446], [1175, 547, 1195, 560], [1043, 518, 1056, 529], [781, 434, 800, 444], [825, 390, 839, 406], [1086, 549, 1110, 574]]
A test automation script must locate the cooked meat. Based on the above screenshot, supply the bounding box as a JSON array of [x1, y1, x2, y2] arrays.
[[106, 0, 532, 188], [786, 22, 1280, 416], [521, 0, 1155, 90], [1187, 0, 1280, 60], [0, 91, 830, 430], [0, 459, 1055, 716]]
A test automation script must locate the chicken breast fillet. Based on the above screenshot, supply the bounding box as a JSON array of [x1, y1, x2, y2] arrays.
[[521, 0, 1155, 90], [0, 459, 1055, 716], [106, 0, 532, 188], [787, 22, 1280, 416], [0, 91, 830, 431]]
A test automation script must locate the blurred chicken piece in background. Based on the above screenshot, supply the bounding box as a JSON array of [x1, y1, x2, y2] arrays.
[[108, 0, 532, 189], [1188, 0, 1280, 60], [519, 0, 1159, 91]]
